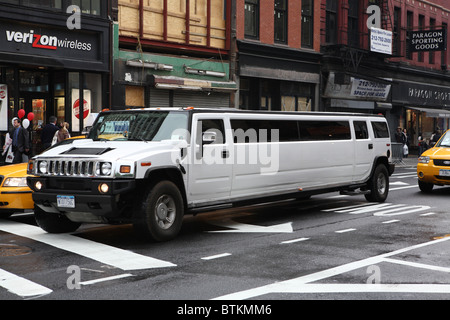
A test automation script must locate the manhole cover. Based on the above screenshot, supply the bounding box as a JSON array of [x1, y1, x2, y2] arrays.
[[0, 244, 32, 257]]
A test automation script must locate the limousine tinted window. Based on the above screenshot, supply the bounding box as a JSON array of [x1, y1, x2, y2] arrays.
[[231, 119, 351, 142], [299, 121, 351, 141], [231, 119, 299, 142], [371, 121, 390, 138], [354, 121, 369, 140]]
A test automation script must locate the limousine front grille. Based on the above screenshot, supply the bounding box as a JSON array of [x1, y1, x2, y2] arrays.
[[36, 159, 112, 178]]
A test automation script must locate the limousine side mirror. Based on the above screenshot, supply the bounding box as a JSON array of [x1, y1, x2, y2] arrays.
[[202, 131, 217, 144]]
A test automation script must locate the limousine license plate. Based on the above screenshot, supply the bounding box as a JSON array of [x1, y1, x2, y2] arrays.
[[57, 195, 75, 208], [439, 169, 450, 177]]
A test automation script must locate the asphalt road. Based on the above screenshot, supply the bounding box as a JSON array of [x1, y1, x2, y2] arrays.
[[1, 164, 450, 305]]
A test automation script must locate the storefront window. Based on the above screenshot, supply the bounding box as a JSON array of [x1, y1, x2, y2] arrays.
[[0, 0, 102, 15], [68, 72, 80, 131], [83, 73, 102, 127]]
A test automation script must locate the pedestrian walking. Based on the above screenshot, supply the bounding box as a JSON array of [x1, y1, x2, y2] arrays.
[[402, 128, 409, 157], [41, 116, 59, 150], [56, 122, 71, 143], [9, 117, 30, 164]]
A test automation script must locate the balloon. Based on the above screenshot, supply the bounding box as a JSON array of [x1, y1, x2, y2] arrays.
[[27, 112, 35, 121], [18, 109, 25, 119], [22, 119, 30, 129]]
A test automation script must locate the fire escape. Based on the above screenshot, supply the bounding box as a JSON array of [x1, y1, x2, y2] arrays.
[[334, 0, 394, 84]]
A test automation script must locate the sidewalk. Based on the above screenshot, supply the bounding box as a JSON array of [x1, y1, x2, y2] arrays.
[[394, 156, 418, 169]]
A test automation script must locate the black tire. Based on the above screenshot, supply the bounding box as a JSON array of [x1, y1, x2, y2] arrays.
[[133, 181, 184, 242], [34, 205, 81, 233], [418, 180, 434, 193], [365, 164, 389, 203], [0, 211, 14, 219]]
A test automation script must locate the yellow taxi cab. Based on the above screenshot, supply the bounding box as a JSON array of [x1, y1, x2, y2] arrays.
[[0, 162, 32, 218], [0, 137, 85, 218], [417, 129, 450, 193]]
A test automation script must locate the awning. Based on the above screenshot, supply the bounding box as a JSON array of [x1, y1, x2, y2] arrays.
[[148, 75, 237, 92], [409, 107, 450, 118]]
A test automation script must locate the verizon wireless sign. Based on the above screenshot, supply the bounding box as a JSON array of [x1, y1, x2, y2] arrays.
[[0, 21, 99, 62], [5, 29, 92, 51]]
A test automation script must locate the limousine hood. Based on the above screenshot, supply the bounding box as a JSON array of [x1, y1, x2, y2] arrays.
[[37, 139, 182, 162]]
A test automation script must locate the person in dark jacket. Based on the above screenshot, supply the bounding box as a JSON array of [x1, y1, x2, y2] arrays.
[[10, 117, 30, 164], [41, 116, 59, 150]]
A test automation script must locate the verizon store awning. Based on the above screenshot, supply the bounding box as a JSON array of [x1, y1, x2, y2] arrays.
[[410, 107, 450, 118]]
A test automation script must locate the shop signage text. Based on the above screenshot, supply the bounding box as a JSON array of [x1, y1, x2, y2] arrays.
[[393, 81, 450, 108], [408, 29, 447, 52], [0, 21, 99, 62], [370, 27, 392, 55], [5, 29, 92, 52]]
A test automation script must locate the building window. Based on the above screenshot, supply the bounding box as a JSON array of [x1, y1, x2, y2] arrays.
[[301, 0, 313, 48], [393, 7, 401, 56], [244, 0, 259, 39], [274, 0, 287, 44], [406, 11, 413, 60], [347, 0, 359, 47], [429, 18, 436, 64], [418, 15, 425, 62], [443, 23, 448, 69], [0, 0, 102, 15], [325, 0, 337, 44]]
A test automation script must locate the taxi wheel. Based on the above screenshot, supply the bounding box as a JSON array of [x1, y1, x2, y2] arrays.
[[418, 181, 434, 193], [133, 180, 184, 242], [34, 205, 81, 234]]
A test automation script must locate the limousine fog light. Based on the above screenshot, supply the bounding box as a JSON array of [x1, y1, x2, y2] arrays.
[[98, 183, 110, 194], [35, 181, 43, 191], [418, 172, 424, 178]]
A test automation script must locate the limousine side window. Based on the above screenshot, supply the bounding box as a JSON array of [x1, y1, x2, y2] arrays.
[[231, 119, 299, 142], [354, 121, 369, 140], [198, 119, 226, 144], [371, 121, 390, 138], [298, 121, 351, 141]]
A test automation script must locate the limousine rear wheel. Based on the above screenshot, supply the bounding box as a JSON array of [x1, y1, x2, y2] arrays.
[[133, 181, 184, 242], [365, 165, 389, 203]]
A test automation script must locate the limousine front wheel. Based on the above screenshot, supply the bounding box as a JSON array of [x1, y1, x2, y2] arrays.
[[365, 165, 389, 203], [133, 181, 184, 242]]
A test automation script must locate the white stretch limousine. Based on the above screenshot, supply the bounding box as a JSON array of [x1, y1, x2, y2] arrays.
[[27, 108, 395, 241]]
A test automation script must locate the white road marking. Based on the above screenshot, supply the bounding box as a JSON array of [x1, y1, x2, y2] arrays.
[[281, 237, 310, 244], [208, 220, 293, 233], [382, 258, 450, 273], [213, 236, 450, 300], [79, 274, 133, 286], [0, 268, 52, 298], [0, 220, 176, 271], [201, 253, 232, 260], [382, 219, 400, 224], [335, 228, 356, 233]]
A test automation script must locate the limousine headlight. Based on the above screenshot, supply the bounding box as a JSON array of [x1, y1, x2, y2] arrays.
[[418, 156, 430, 164], [95, 162, 112, 176], [38, 160, 48, 174]]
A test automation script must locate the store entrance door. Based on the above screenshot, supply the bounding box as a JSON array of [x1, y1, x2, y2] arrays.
[[19, 93, 49, 156]]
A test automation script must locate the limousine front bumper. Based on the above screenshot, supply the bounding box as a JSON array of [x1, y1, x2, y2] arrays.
[[27, 176, 136, 222]]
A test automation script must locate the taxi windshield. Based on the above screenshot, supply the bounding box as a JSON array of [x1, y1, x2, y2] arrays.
[[437, 131, 450, 148], [88, 111, 189, 142]]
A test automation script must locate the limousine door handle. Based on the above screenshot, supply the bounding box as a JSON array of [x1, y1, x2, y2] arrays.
[[222, 150, 230, 159], [368, 143, 374, 150]]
